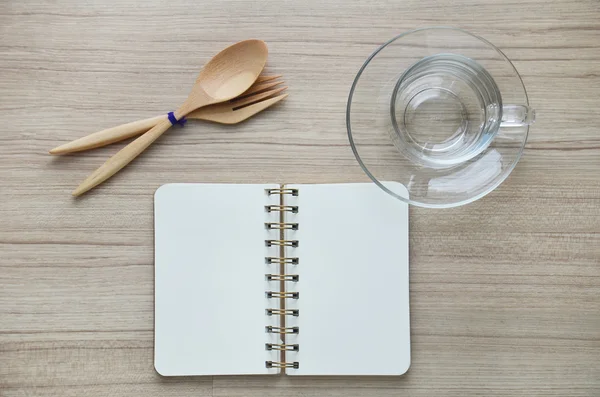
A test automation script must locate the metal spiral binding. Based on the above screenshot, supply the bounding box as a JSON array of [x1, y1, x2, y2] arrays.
[[266, 361, 300, 369], [265, 186, 300, 370], [266, 291, 299, 299], [265, 222, 299, 230], [266, 188, 299, 196], [266, 274, 299, 282], [265, 205, 298, 213], [266, 325, 299, 334], [266, 343, 299, 351], [265, 239, 298, 247], [266, 257, 299, 265], [266, 308, 299, 316]]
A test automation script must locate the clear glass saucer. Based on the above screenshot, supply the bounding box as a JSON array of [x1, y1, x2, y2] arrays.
[[346, 27, 532, 208]]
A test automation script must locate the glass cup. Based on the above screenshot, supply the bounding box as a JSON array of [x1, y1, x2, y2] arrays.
[[347, 27, 535, 208]]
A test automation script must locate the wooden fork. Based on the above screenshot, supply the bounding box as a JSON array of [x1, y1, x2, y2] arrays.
[[49, 75, 287, 155]]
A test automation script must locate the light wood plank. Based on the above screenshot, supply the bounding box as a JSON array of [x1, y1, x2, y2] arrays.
[[1, 0, 599, 396]]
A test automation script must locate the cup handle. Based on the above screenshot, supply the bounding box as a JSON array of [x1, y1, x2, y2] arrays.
[[501, 105, 536, 127]]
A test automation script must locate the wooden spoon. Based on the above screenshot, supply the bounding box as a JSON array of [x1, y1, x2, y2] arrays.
[[49, 76, 285, 155], [72, 39, 268, 196]]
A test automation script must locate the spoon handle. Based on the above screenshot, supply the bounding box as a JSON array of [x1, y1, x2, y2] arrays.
[[50, 115, 167, 155], [72, 119, 173, 196]]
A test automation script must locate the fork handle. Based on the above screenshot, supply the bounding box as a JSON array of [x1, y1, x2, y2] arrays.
[[72, 119, 173, 196], [49, 115, 167, 155]]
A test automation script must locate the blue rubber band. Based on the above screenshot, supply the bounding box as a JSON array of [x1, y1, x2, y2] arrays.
[[167, 112, 187, 127]]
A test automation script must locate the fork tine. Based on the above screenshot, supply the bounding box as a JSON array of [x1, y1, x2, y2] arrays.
[[189, 93, 288, 124], [239, 80, 284, 98], [223, 94, 288, 124], [232, 86, 288, 108], [255, 74, 282, 83]]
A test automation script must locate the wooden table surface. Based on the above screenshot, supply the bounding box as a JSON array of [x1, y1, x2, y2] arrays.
[[1, 0, 599, 396]]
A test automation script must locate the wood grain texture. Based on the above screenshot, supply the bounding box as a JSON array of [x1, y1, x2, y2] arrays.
[[0, 0, 599, 395]]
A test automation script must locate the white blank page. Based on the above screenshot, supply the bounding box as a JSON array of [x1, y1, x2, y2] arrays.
[[285, 183, 410, 376], [154, 183, 280, 376]]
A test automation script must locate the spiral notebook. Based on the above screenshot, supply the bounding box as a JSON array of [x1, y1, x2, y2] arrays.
[[154, 183, 410, 376]]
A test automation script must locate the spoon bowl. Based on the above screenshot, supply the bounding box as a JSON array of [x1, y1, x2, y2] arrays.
[[195, 39, 269, 102]]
